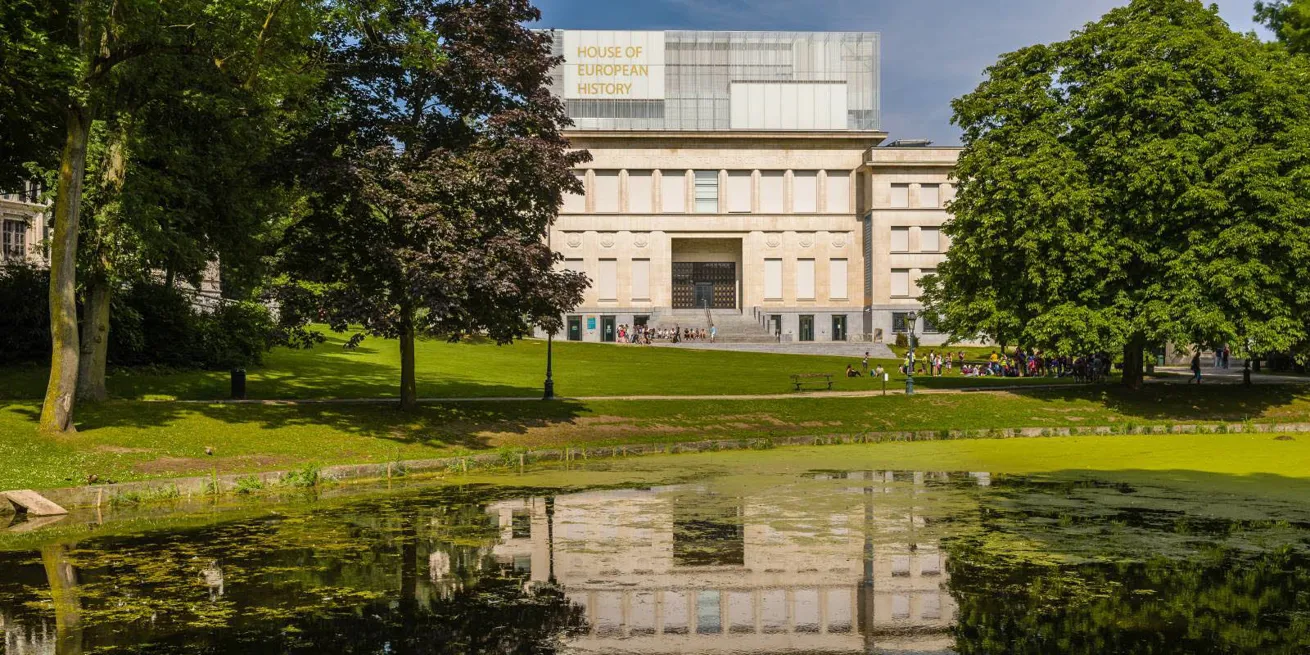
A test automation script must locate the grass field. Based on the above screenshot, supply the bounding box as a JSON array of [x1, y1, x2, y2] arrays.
[[3, 382, 1308, 491], [0, 328, 1084, 402]]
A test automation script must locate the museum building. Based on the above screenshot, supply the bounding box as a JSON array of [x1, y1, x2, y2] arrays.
[[545, 30, 961, 345]]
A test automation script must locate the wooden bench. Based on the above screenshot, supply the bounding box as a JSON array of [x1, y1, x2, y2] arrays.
[[790, 373, 834, 391]]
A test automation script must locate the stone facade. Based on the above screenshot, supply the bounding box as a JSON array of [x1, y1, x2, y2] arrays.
[[548, 131, 962, 346], [0, 183, 47, 266]]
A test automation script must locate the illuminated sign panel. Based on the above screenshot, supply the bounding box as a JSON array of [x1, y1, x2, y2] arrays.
[[563, 31, 665, 100]]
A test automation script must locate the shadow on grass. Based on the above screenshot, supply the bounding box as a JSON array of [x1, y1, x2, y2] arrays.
[[1004, 384, 1310, 422], [9, 396, 592, 454]]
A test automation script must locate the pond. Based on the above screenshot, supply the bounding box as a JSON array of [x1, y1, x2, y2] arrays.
[[2, 453, 1309, 654]]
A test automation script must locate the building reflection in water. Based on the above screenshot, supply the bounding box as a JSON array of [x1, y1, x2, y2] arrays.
[[485, 470, 980, 654]]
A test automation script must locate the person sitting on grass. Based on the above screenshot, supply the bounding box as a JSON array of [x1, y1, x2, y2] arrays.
[[875, 364, 885, 378], [846, 364, 862, 378]]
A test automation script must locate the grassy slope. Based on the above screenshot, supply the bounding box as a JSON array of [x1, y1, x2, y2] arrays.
[[0, 329, 1081, 401], [3, 383, 1309, 490]]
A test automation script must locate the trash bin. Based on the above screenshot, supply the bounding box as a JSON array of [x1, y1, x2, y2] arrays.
[[231, 368, 247, 400]]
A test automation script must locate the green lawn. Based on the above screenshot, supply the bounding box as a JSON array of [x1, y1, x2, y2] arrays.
[[0, 328, 1083, 402], [3, 383, 1308, 491]]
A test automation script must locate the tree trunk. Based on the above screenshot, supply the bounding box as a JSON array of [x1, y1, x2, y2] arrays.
[[42, 543, 84, 655], [39, 109, 92, 433], [1122, 335, 1145, 390], [76, 277, 111, 402], [398, 307, 417, 411]]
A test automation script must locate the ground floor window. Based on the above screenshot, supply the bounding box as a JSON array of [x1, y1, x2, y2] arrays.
[[892, 312, 911, 334], [831, 315, 847, 341], [1, 219, 26, 261], [566, 316, 582, 341], [799, 315, 815, 342]]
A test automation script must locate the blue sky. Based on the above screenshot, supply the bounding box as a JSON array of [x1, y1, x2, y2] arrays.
[[532, 0, 1273, 144]]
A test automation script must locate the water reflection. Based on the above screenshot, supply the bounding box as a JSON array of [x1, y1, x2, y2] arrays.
[[486, 472, 965, 653], [1, 468, 1308, 654]]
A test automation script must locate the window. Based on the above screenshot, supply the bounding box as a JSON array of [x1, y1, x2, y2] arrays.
[[764, 259, 783, 300], [826, 171, 850, 213], [1, 220, 25, 260], [561, 172, 585, 213], [598, 259, 617, 301], [793, 171, 818, 213], [920, 227, 941, 252], [594, 171, 620, 213], [914, 268, 935, 296], [919, 183, 940, 208], [797, 259, 815, 300], [694, 170, 719, 213], [892, 312, 911, 334], [631, 259, 650, 301], [829, 258, 848, 300], [891, 269, 910, 297], [759, 171, 785, 213], [890, 227, 909, 253], [726, 171, 751, 213], [890, 183, 910, 208], [921, 314, 941, 334], [628, 171, 653, 213], [660, 171, 686, 213]]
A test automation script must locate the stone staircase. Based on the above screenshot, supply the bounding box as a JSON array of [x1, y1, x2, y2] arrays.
[[647, 309, 778, 343]]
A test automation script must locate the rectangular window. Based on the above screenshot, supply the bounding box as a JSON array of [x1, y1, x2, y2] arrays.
[[891, 269, 910, 297], [660, 171, 686, 213], [825, 171, 850, 213], [920, 227, 941, 253], [627, 171, 653, 213], [594, 171, 620, 213], [890, 183, 910, 208], [631, 259, 650, 301], [793, 171, 818, 213], [561, 171, 585, 213], [914, 268, 935, 297], [919, 184, 940, 208], [890, 227, 909, 253], [598, 259, 617, 301], [759, 171, 785, 213], [829, 258, 848, 300], [892, 311, 911, 334], [1, 220, 25, 261], [694, 170, 719, 213], [726, 171, 751, 213], [764, 259, 783, 300], [797, 258, 815, 300]]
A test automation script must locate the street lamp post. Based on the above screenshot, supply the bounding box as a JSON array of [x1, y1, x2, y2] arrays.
[[544, 229, 556, 401], [905, 311, 918, 395], [543, 330, 555, 400]]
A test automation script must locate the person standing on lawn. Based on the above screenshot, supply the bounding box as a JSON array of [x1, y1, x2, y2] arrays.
[[1190, 351, 1203, 384]]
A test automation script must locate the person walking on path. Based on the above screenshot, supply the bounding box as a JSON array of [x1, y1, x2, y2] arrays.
[[1190, 351, 1203, 384], [710, 325, 717, 343]]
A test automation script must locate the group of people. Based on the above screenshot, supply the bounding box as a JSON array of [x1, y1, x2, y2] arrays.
[[866, 348, 1116, 382], [617, 324, 717, 344]]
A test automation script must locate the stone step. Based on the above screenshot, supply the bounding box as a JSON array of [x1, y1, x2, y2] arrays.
[[4, 490, 68, 516]]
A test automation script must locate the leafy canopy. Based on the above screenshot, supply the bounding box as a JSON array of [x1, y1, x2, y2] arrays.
[[922, 0, 1310, 371]]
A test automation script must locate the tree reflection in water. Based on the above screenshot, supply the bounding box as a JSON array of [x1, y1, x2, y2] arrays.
[[0, 471, 1306, 654]]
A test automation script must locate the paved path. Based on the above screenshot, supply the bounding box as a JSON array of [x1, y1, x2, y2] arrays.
[[647, 341, 898, 359], [1152, 366, 1310, 385], [158, 367, 1307, 406]]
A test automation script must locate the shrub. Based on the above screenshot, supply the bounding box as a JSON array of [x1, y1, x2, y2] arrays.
[[894, 333, 908, 348], [0, 263, 51, 364]]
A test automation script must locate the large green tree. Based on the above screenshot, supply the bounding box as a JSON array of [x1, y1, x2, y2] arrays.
[[0, 0, 318, 429], [920, 0, 1310, 388], [279, 0, 588, 410], [1258, 0, 1310, 54]]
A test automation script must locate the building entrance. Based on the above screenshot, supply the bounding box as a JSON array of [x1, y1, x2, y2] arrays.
[[672, 262, 736, 309]]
